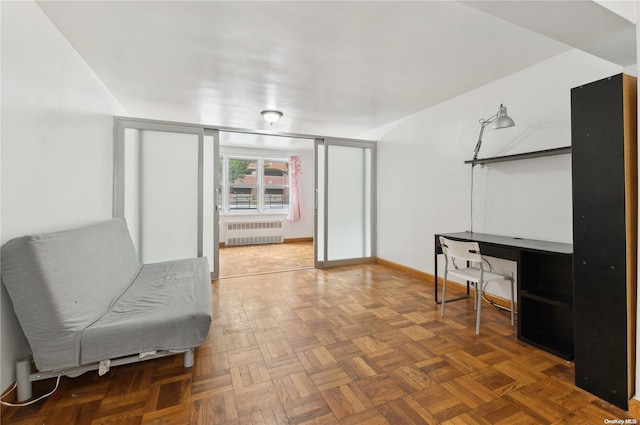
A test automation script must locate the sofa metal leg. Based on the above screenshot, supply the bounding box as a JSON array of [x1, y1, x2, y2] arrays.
[[183, 349, 194, 368], [16, 356, 32, 402]]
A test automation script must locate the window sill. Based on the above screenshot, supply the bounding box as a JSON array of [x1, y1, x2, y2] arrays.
[[221, 211, 288, 218]]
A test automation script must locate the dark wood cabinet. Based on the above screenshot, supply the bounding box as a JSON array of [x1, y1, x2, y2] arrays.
[[518, 251, 574, 360], [571, 73, 637, 410]]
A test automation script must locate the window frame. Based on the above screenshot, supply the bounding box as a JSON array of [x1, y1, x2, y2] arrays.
[[226, 157, 259, 211], [263, 159, 290, 211], [222, 155, 290, 215]]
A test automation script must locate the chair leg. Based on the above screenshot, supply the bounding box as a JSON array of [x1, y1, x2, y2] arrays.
[[509, 278, 515, 326], [441, 271, 448, 316], [473, 281, 478, 311], [475, 282, 482, 334]]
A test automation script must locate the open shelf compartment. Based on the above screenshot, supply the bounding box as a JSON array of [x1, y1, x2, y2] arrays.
[[520, 288, 573, 308]]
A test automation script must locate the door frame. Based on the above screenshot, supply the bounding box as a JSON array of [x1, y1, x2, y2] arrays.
[[314, 138, 377, 268], [113, 118, 206, 260], [205, 128, 220, 279]]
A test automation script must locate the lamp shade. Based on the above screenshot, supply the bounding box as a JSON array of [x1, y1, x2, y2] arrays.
[[261, 110, 283, 124], [492, 104, 515, 129]]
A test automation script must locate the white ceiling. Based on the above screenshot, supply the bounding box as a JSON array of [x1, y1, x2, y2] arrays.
[[37, 1, 635, 141], [463, 1, 636, 67]]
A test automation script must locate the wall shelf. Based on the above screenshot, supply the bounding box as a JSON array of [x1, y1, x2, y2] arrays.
[[464, 146, 571, 166]]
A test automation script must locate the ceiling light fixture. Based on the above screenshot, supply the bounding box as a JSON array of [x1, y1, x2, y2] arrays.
[[261, 110, 283, 125]]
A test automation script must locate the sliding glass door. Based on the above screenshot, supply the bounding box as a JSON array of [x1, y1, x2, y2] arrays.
[[114, 118, 374, 275], [315, 138, 376, 267], [114, 119, 219, 277]]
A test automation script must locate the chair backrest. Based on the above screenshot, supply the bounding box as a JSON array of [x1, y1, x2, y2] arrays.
[[439, 237, 482, 263]]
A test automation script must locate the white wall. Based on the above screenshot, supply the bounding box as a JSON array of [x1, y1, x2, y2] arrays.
[[218, 145, 314, 242], [1, 1, 126, 391], [362, 49, 622, 299]]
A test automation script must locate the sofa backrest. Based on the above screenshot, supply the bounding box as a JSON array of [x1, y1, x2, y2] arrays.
[[1, 218, 141, 371]]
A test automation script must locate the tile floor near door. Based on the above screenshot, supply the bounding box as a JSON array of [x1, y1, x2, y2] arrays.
[[1, 247, 636, 424]]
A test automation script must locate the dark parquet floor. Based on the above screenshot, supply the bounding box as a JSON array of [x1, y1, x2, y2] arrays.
[[1, 243, 636, 424]]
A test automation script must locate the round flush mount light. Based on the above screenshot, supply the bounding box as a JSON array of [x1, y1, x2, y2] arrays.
[[261, 110, 283, 125]]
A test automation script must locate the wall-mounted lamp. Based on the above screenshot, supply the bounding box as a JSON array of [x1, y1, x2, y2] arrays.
[[472, 104, 515, 161], [470, 104, 515, 233], [261, 110, 283, 125]]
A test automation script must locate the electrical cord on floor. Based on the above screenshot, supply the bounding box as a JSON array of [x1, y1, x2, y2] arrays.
[[479, 266, 515, 321], [481, 294, 517, 320], [0, 374, 61, 407]]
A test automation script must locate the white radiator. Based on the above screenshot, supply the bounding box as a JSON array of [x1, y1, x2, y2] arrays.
[[225, 221, 284, 246]]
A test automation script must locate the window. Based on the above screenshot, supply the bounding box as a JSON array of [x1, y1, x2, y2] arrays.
[[263, 160, 289, 210], [228, 158, 257, 210], [223, 156, 290, 213]]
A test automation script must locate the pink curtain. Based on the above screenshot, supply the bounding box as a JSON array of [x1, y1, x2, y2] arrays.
[[288, 156, 302, 222]]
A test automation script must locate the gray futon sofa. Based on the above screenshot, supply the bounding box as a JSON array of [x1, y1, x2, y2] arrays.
[[1, 218, 212, 401]]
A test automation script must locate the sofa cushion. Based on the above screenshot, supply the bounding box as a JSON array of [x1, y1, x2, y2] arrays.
[[80, 257, 212, 365], [1, 218, 141, 371]]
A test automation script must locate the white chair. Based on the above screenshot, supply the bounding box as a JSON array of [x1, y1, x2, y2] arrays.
[[439, 236, 514, 334]]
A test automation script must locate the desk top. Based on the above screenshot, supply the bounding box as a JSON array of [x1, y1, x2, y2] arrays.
[[436, 231, 573, 255]]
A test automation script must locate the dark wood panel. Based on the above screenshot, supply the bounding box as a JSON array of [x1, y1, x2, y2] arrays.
[[571, 73, 637, 410]]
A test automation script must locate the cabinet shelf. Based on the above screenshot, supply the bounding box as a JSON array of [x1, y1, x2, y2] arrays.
[[520, 288, 573, 308], [465, 146, 571, 166], [519, 332, 574, 360], [519, 296, 574, 360]]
